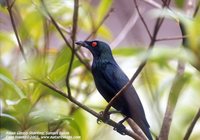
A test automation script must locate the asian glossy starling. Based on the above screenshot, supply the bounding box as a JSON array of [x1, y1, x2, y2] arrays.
[[76, 40, 152, 140]]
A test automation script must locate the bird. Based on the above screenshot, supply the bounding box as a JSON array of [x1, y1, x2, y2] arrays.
[[76, 40, 152, 140]]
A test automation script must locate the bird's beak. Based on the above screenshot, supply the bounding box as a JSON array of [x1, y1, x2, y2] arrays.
[[75, 41, 87, 47]]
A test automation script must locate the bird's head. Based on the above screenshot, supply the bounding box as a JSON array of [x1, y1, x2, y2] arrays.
[[75, 40, 113, 59]]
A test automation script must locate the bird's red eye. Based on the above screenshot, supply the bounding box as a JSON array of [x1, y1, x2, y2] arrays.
[[91, 42, 97, 47]]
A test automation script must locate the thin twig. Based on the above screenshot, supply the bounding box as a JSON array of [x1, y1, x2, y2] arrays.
[[40, 0, 90, 70], [33, 77, 142, 140], [10, 0, 16, 8], [84, 8, 114, 41], [154, 0, 172, 32], [43, 19, 49, 62], [158, 1, 199, 140], [76, 7, 114, 63], [193, 0, 200, 17], [41, 0, 70, 47], [6, 0, 27, 62], [182, 2, 200, 140], [110, 10, 140, 48], [156, 35, 186, 41], [127, 119, 148, 140], [143, 0, 162, 8], [133, 0, 152, 39], [158, 61, 185, 140], [184, 108, 200, 140], [65, 0, 79, 97]]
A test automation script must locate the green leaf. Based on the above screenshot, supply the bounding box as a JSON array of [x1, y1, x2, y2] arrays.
[[73, 110, 87, 140], [51, 47, 71, 71], [13, 98, 32, 115], [27, 56, 48, 78], [28, 115, 50, 129], [0, 114, 21, 131], [0, 74, 25, 98], [0, 32, 16, 53], [112, 47, 143, 56], [97, 0, 113, 22], [49, 116, 81, 135], [49, 46, 81, 82], [0, 67, 13, 81], [21, 10, 43, 43], [97, 25, 112, 40], [49, 63, 69, 82], [149, 47, 196, 67], [169, 73, 190, 106]]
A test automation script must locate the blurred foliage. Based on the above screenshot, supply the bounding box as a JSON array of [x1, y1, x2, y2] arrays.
[[0, 0, 200, 140], [175, 0, 185, 8]]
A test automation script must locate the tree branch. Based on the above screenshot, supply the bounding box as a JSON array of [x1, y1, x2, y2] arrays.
[[110, 11, 140, 48], [133, 0, 152, 39], [183, 2, 200, 140], [65, 0, 79, 97], [40, 0, 90, 70], [156, 35, 186, 41], [159, 0, 199, 139], [184, 108, 200, 140], [33, 77, 143, 140], [193, 0, 200, 17], [84, 8, 114, 41], [43, 19, 50, 63], [158, 62, 185, 140], [6, 0, 27, 62], [143, 0, 162, 8]]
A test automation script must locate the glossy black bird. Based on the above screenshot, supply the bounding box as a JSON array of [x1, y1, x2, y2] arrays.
[[76, 40, 152, 140]]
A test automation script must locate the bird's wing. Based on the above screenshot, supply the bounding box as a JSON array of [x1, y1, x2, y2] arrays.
[[102, 62, 150, 127], [102, 62, 129, 91]]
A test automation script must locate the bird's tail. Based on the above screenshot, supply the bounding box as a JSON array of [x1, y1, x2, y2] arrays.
[[142, 123, 153, 140], [127, 119, 153, 140]]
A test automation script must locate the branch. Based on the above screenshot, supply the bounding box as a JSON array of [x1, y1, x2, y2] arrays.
[[75, 7, 114, 65], [33, 77, 142, 140], [6, 0, 27, 62], [183, 3, 200, 139], [133, 0, 152, 39], [65, 0, 79, 97], [40, 0, 90, 70], [184, 108, 200, 140], [158, 1, 197, 139], [143, 0, 162, 8], [156, 35, 187, 41], [37, 2, 141, 139], [43, 19, 50, 62], [110, 11, 140, 48], [193, 0, 200, 17], [84, 8, 114, 41], [158, 62, 185, 140]]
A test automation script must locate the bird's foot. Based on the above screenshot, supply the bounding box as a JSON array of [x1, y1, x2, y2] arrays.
[[113, 122, 126, 135], [113, 117, 128, 135], [119, 116, 129, 124], [97, 111, 110, 124]]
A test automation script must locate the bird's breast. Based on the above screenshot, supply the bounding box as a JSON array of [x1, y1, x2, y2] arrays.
[[91, 63, 116, 102]]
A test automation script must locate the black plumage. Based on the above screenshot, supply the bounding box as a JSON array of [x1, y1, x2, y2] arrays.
[[76, 40, 152, 140]]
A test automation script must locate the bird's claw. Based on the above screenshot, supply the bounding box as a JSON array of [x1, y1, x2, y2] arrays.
[[113, 122, 126, 135], [97, 111, 110, 124], [97, 118, 102, 124]]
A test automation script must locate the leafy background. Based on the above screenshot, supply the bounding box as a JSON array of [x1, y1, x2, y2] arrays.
[[0, 0, 200, 140]]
